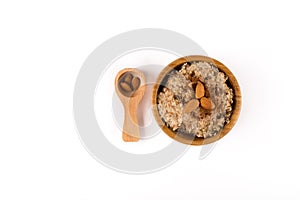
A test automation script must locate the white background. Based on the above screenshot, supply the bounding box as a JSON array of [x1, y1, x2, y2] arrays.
[[1, 0, 299, 199]]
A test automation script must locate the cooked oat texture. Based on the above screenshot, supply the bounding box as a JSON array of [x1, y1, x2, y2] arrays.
[[157, 61, 234, 138]]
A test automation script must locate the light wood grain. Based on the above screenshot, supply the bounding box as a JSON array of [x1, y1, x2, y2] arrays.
[[152, 55, 242, 145], [115, 68, 146, 142]]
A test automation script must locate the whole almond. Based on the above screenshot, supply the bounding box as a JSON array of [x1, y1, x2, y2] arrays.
[[183, 99, 199, 113], [120, 81, 132, 93], [195, 82, 205, 99], [131, 77, 141, 91], [123, 73, 133, 84], [200, 97, 215, 110]]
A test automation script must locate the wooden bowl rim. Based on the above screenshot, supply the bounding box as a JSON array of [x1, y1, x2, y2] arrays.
[[152, 55, 242, 145]]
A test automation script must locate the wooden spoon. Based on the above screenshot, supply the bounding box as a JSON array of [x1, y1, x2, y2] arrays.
[[115, 68, 146, 142]]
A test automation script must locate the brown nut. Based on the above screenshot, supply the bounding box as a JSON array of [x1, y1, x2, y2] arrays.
[[123, 73, 133, 84], [200, 97, 215, 110], [195, 82, 205, 99], [119, 81, 132, 93], [183, 99, 199, 113], [131, 77, 141, 91]]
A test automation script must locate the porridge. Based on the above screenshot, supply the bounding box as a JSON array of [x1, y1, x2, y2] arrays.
[[157, 61, 234, 138]]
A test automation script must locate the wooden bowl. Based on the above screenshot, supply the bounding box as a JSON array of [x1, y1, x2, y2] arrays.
[[152, 55, 242, 145]]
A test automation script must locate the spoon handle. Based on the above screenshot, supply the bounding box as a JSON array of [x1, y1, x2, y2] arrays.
[[122, 101, 140, 142]]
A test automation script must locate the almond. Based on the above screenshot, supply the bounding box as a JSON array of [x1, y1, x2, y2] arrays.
[[183, 99, 199, 113], [200, 97, 215, 110], [119, 81, 132, 93], [123, 73, 133, 84], [131, 77, 141, 91], [195, 82, 205, 99]]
